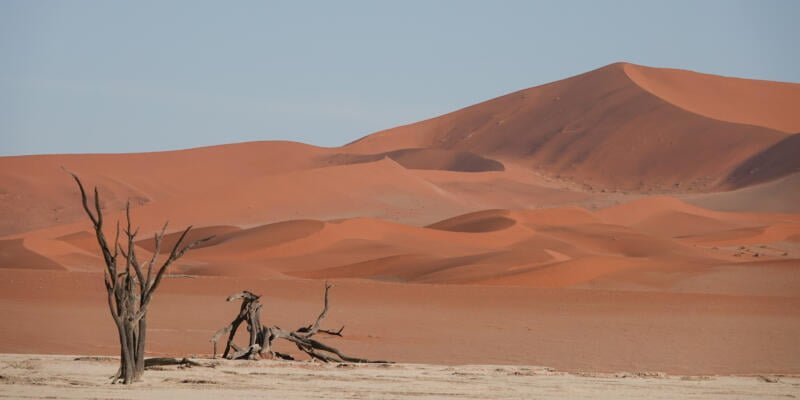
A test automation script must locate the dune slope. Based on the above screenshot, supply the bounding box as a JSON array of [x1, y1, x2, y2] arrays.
[[624, 63, 800, 133], [347, 63, 799, 191]]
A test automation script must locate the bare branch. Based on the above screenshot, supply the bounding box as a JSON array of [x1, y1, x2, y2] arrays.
[[318, 327, 345, 337], [93, 186, 106, 229], [136, 227, 213, 319], [168, 226, 193, 260], [67, 171, 117, 278], [301, 281, 333, 337], [112, 221, 120, 262], [145, 222, 169, 289], [103, 268, 113, 291], [146, 228, 214, 303], [122, 203, 145, 290], [66, 169, 98, 226]]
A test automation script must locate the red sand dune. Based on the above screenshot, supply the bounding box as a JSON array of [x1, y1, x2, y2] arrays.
[[1, 62, 799, 374], [426, 209, 516, 232], [346, 62, 798, 192]]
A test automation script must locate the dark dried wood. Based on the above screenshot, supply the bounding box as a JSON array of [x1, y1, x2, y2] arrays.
[[210, 282, 390, 364], [69, 172, 212, 384]]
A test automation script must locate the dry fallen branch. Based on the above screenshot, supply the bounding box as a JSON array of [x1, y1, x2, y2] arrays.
[[144, 357, 202, 369], [211, 282, 390, 364]]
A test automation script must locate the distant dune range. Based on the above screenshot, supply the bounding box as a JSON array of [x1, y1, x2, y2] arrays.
[[1, 63, 799, 374]]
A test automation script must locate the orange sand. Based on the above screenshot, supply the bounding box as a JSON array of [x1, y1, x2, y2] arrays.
[[1, 62, 799, 374]]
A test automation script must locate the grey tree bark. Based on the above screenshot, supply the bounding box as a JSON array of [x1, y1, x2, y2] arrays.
[[70, 173, 212, 384]]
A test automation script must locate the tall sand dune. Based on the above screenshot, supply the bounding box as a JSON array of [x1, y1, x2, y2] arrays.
[[347, 63, 799, 191]]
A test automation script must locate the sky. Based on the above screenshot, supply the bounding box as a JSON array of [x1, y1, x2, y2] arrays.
[[1, 0, 798, 156]]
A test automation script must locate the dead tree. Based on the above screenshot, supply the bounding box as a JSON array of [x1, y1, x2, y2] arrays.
[[70, 173, 212, 384], [211, 282, 389, 363]]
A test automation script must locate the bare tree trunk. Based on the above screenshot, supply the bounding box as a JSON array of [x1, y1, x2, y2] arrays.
[[134, 317, 146, 380], [113, 322, 127, 382], [69, 172, 212, 384]]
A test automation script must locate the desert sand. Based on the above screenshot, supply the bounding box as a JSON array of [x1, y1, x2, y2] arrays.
[[1, 63, 799, 395], [1, 354, 797, 400]]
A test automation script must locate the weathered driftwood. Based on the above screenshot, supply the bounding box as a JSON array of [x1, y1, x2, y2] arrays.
[[70, 172, 212, 384], [211, 283, 389, 363]]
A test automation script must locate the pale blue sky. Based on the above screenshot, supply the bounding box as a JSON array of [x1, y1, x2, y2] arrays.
[[1, 0, 798, 156]]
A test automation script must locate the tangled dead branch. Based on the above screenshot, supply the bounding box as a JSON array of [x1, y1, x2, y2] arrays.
[[210, 282, 389, 363]]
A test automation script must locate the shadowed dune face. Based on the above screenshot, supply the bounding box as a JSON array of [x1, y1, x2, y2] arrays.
[[0, 239, 63, 270], [722, 133, 800, 189], [193, 220, 326, 253], [426, 209, 516, 232], [136, 222, 326, 255], [687, 172, 800, 213], [1, 63, 800, 374], [324, 148, 505, 172]]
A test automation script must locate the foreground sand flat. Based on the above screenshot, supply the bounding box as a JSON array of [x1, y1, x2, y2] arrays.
[[1, 354, 797, 400]]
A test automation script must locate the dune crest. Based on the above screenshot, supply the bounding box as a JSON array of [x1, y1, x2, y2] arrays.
[[623, 63, 800, 133]]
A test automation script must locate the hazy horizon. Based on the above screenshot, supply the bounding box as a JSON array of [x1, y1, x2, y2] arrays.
[[2, 0, 798, 156]]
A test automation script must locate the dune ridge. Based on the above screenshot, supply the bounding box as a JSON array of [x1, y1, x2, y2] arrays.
[[623, 63, 800, 133]]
